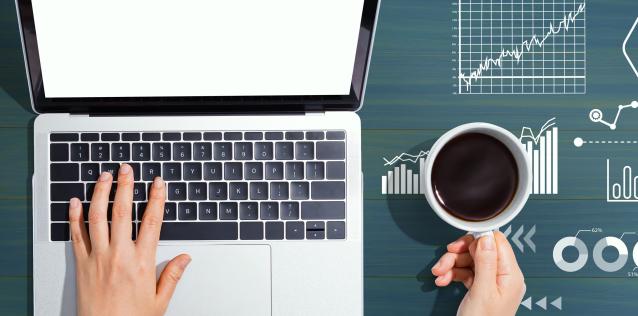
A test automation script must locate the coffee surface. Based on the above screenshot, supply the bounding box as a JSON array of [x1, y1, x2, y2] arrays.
[[431, 133, 518, 222]]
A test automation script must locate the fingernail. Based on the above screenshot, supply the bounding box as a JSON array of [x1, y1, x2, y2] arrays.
[[481, 235, 495, 251], [119, 164, 131, 175], [179, 256, 192, 269], [153, 177, 164, 188], [70, 198, 80, 208], [447, 240, 458, 248], [433, 261, 440, 270], [99, 172, 112, 181]]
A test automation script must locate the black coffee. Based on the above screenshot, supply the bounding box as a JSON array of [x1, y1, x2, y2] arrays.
[[431, 133, 518, 222]]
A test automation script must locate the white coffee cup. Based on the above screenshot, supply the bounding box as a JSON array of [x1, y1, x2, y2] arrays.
[[424, 123, 532, 234]]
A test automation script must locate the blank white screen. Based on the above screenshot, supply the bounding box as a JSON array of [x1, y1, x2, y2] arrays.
[[31, 0, 364, 98]]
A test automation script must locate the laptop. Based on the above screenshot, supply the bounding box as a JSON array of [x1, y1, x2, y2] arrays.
[[16, 0, 379, 315]]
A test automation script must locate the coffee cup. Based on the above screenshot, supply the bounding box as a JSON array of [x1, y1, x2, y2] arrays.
[[424, 123, 531, 235]]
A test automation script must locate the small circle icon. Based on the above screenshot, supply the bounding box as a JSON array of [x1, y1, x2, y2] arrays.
[[553, 236, 588, 272], [589, 109, 603, 122], [573, 137, 584, 147]]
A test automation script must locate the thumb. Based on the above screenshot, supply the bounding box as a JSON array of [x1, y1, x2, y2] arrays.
[[470, 234, 497, 293], [156, 254, 191, 308]]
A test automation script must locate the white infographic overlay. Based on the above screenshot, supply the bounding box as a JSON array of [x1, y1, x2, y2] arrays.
[[381, 151, 429, 195], [31, 0, 364, 97], [457, 0, 586, 94], [520, 118, 558, 195]]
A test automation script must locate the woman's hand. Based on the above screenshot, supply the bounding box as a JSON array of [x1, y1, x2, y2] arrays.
[[69, 164, 191, 316], [431, 232, 526, 316]]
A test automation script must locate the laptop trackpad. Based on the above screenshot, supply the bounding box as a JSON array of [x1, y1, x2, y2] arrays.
[[157, 245, 271, 316]]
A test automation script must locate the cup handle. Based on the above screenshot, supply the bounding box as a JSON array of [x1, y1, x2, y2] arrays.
[[468, 231, 494, 239]]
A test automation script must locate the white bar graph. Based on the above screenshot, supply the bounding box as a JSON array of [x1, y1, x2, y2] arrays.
[[388, 171, 394, 194], [607, 159, 638, 202], [382, 157, 427, 195], [523, 125, 558, 195], [540, 136, 546, 194], [381, 176, 387, 194], [552, 127, 558, 194]]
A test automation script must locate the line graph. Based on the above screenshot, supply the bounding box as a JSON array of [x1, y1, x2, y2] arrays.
[[383, 150, 429, 166], [520, 118, 558, 194], [456, 0, 586, 94], [520, 117, 556, 144], [589, 101, 638, 130]]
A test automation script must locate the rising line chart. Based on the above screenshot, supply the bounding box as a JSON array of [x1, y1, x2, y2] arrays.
[[456, 0, 586, 94]]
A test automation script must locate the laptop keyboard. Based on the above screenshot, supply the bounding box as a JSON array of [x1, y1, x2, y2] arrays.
[[48, 131, 347, 241]]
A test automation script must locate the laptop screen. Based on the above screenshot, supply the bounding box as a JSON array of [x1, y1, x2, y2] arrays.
[[30, 0, 365, 98]]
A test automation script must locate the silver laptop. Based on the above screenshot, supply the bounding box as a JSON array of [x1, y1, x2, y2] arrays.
[[16, 0, 379, 315]]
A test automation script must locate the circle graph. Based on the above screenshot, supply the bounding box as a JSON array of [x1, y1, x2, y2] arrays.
[[553, 236, 588, 272], [592, 237, 628, 273], [456, 0, 587, 94]]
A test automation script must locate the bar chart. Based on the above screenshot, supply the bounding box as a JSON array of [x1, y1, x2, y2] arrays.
[[607, 159, 638, 202], [520, 118, 558, 195], [381, 157, 426, 195]]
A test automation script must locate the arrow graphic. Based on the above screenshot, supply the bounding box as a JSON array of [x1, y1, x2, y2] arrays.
[[503, 225, 512, 238], [551, 297, 563, 310], [536, 297, 548, 310], [512, 225, 525, 253], [624, 17, 638, 79], [501, 225, 537, 253], [524, 225, 537, 253], [521, 297, 532, 310]]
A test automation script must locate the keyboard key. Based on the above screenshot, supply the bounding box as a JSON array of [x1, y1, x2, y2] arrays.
[[163, 163, 182, 181], [81, 163, 100, 181], [307, 221, 325, 230], [254, 142, 273, 160], [137, 203, 147, 219], [129, 163, 141, 181], [326, 131, 346, 140], [316, 141, 345, 160], [275, 142, 294, 160], [152, 143, 171, 161], [50, 133, 78, 142], [159, 222, 238, 240], [286, 222, 304, 240], [326, 161, 346, 180], [50, 144, 69, 161], [178, 202, 197, 220], [101, 163, 120, 181], [270, 182, 289, 200], [285, 162, 304, 180], [295, 142, 314, 160], [327, 221, 346, 239], [70, 143, 89, 161], [209, 182, 228, 200], [285, 132, 304, 140], [219, 202, 238, 220], [142, 133, 161, 141], [214, 142, 232, 160], [224, 132, 242, 140], [91, 143, 109, 161], [281, 202, 299, 220], [265, 132, 283, 140], [163, 133, 181, 141], [81, 133, 99, 141], [51, 183, 84, 201], [234, 142, 253, 160], [199, 202, 217, 220], [203, 132, 222, 141], [142, 163, 161, 181], [260, 202, 279, 220], [244, 162, 263, 180], [132, 143, 151, 161], [183, 132, 201, 141], [265, 162, 283, 180], [301, 201, 345, 220], [51, 223, 70, 241], [244, 132, 262, 140], [265, 222, 284, 240], [188, 182, 207, 200], [306, 162, 325, 180], [193, 142, 212, 161], [250, 182, 268, 200], [173, 143, 191, 161], [203, 162, 222, 180], [122, 133, 140, 141], [133, 183, 146, 201], [101, 133, 120, 141], [168, 183, 187, 201], [50, 163, 79, 181], [306, 131, 324, 140], [307, 230, 325, 240], [163, 202, 177, 220], [224, 162, 242, 180], [239, 202, 259, 220], [311, 181, 346, 200], [111, 143, 130, 161], [229, 182, 248, 200], [183, 162, 202, 180], [51, 203, 70, 221], [290, 182, 310, 200], [240, 222, 263, 240]]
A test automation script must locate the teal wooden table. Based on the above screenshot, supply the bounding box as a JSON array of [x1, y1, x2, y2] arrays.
[[2, 0, 638, 314]]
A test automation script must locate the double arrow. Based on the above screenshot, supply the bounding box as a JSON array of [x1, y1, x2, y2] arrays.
[[521, 297, 562, 311], [502, 225, 536, 253]]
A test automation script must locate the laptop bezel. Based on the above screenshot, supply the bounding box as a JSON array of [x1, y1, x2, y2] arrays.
[[16, 0, 379, 114]]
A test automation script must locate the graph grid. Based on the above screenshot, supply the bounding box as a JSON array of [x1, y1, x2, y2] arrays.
[[457, 0, 586, 94]]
